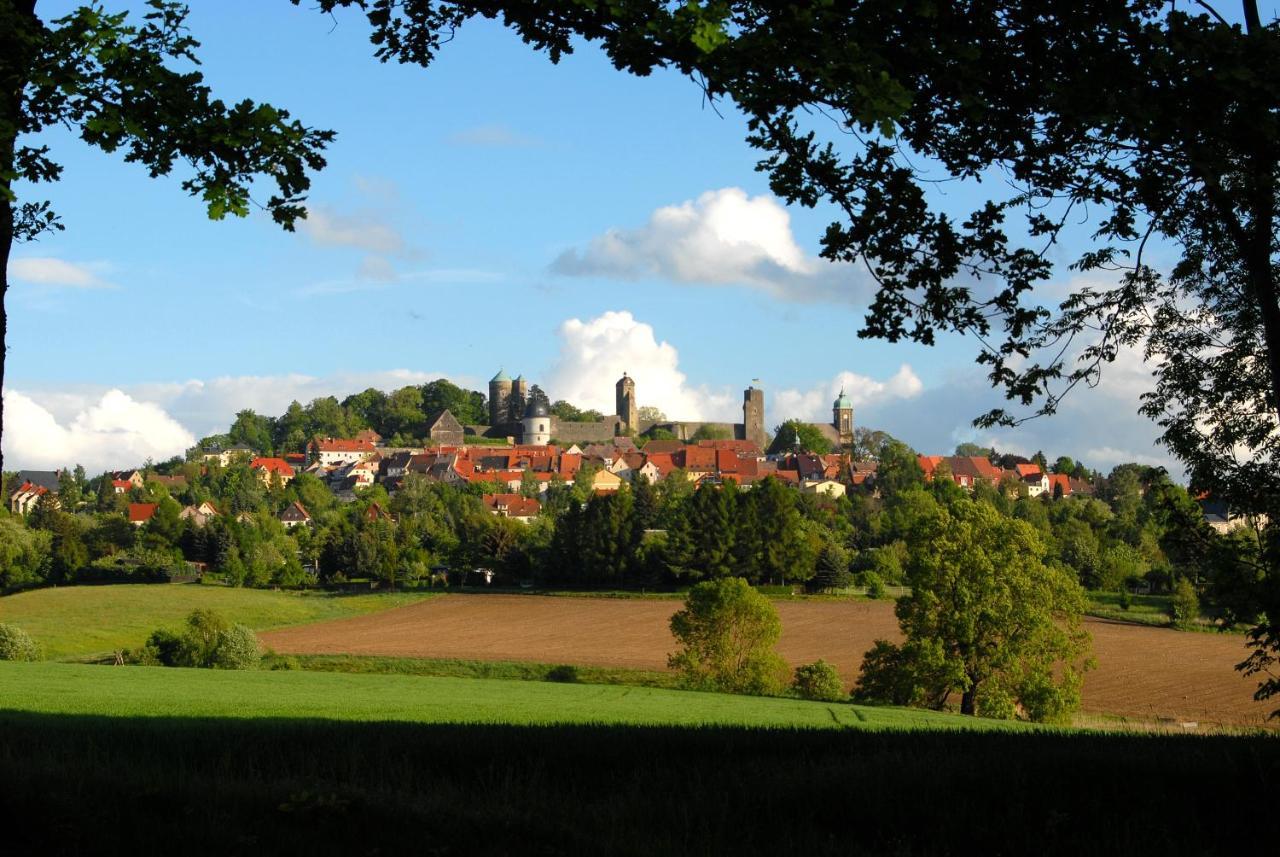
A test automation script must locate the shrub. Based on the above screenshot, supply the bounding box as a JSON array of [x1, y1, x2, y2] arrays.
[[1117, 588, 1132, 611], [0, 624, 38, 661], [141, 609, 261, 670], [1170, 578, 1200, 629], [862, 571, 887, 600], [668, 578, 786, 695], [214, 624, 262, 669], [545, 664, 580, 683], [791, 660, 845, 701]]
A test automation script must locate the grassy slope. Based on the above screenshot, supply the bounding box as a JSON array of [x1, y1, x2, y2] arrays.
[[0, 585, 432, 660], [0, 661, 1014, 731]]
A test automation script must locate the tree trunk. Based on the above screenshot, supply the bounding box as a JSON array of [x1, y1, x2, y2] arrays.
[[0, 0, 40, 478], [960, 684, 978, 716]]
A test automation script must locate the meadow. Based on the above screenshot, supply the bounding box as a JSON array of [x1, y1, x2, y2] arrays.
[[1, 663, 1276, 855], [0, 661, 994, 731], [0, 584, 433, 660]]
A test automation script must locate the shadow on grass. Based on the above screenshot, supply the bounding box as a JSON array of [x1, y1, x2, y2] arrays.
[[1, 710, 1276, 856]]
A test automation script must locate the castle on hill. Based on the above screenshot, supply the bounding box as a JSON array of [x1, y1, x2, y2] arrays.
[[450, 370, 854, 451]]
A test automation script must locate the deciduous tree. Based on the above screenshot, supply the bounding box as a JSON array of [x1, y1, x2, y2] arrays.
[[668, 577, 786, 695], [855, 500, 1092, 722]]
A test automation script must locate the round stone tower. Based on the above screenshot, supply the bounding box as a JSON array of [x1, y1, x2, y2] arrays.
[[489, 369, 512, 426]]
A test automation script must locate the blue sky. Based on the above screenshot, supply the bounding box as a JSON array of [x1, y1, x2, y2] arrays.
[[6, 0, 1219, 474]]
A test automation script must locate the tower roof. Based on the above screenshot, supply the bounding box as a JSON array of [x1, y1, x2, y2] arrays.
[[834, 388, 852, 410], [523, 399, 550, 419], [491, 369, 510, 383]]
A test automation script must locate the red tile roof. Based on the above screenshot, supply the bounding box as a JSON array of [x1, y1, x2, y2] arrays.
[[112, 480, 134, 491], [311, 437, 376, 453], [1048, 473, 1071, 496], [1015, 463, 1043, 478], [128, 503, 158, 523], [251, 457, 295, 477], [483, 493, 541, 518], [682, 446, 716, 471]]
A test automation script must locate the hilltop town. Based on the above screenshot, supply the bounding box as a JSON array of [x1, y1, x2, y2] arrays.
[[9, 368, 1120, 528]]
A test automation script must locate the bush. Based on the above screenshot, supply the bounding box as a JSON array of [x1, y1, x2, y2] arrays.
[[545, 664, 580, 683], [214, 624, 262, 670], [1170, 578, 1200, 629], [668, 578, 786, 695], [862, 571, 887, 600], [791, 660, 845, 701], [1117, 588, 1132, 611], [141, 609, 261, 669], [0, 624, 38, 661]]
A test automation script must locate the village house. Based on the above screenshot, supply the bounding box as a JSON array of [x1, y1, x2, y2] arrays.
[[309, 436, 377, 466], [250, 457, 296, 487], [180, 501, 220, 527], [200, 443, 256, 467], [128, 503, 158, 527], [279, 501, 312, 528], [483, 493, 541, 522]]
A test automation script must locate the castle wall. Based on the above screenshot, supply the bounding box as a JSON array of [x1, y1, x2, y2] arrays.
[[551, 417, 619, 444]]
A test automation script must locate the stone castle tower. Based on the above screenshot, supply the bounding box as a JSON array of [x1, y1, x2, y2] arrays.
[[616, 372, 638, 434], [743, 383, 766, 449], [489, 369, 530, 425], [833, 388, 853, 449], [488, 369, 512, 426]]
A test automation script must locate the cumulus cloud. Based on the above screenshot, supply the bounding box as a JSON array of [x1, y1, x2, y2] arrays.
[[3, 389, 195, 473], [8, 257, 110, 288], [551, 187, 866, 302], [4, 369, 466, 473], [851, 348, 1181, 477], [446, 123, 542, 147], [545, 310, 737, 421], [772, 366, 924, 425]]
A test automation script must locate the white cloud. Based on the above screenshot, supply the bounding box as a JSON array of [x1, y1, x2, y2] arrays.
[[298, 206, 405, 255], [545, 311, 737, 421], [446, 123, 542, 147], [771, 366, 924, 425], [8, 257, 110, 288], [4, 369, 467, 473], [551, 187, 866, 302], [3, 389, 195, 473], [297, 194, 413, 283]]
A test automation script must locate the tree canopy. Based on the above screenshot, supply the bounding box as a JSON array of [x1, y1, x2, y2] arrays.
[[306, 0, 1280, 716], [2, 0, 334, 471], [855, 497, 1092, 722]]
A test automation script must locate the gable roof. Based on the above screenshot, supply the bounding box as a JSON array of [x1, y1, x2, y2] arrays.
[[279, 501, 311, 522], [17, 470, 61, 492], [128, 503, 158, 523], [642, 439, 685, 455], [429, 409, 464, 434], [483, 493, 541, 518], [251, 457, 296, 477]]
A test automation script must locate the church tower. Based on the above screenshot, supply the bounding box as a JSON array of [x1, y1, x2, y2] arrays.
[[743, 382, 766, 449], [833, 388, 854, 449], [616, 372, 638, 434]]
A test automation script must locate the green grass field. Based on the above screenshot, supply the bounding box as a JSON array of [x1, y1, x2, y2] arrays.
[[0, 585, 432, 660], [0, 661, 1008, 731]]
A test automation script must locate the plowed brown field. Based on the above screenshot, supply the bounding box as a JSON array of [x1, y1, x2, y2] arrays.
[[261, 594, 1275, 728]]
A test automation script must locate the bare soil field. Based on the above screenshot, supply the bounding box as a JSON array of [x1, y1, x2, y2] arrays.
[[261, 594, 1275, 728]]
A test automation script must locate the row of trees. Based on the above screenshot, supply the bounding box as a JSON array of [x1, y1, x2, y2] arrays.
[[3, 438, 1255, 635]]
